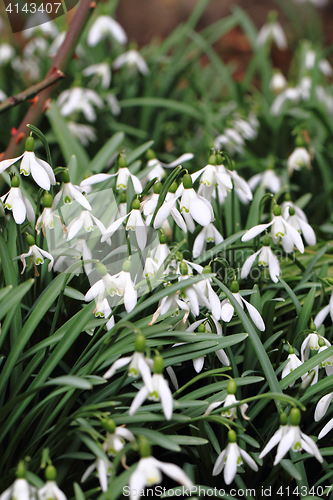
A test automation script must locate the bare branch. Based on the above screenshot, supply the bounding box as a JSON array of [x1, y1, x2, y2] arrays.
[[2, 0, 97, 160], [0, 69, 65, 115]]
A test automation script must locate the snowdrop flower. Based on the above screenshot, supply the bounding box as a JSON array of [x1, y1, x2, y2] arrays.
[[23, 13, 58, 38], [86, 261, 137, 313], [67, 122, 96, 146], [54, 239, 92, 276], [315, 392, 333, 422], [57, 87, 103, 122], [270, 71, 288, 93], [220, 280, 265, 331], [149, 286, 191, 325], [87, 15, 127, 46], [19, 136, 56, 190], [271, 87, 302, 115], [314, 289, 333, 328], [102, 419, 135, 456], [196, 153, 233, 201], [248, 169, 281, 194], [204, 379, 249, 420], [152, 233, 170, 268], [106, 93, 121, 115], [145, 149, 193, 183], [193, 264, 221, 320], [59, 170, 92, 211], [256, 15, 287, 50], [241, 204, 304, 254], [241, 235, 280, 283], [214, 128, 245, 155], [176, 173, 214, 232], [281, 197, 308, 222], [188, 319, 230, 371], [103, 332, 153, 392], [1, 175, 35, 225], [287, 147, 311, 176], [152, 187, 186, 233], [273, 408, 323, 464], [0, 462, 36, 500], [0, 89, 7, 102], [193, 223, 223, 259], [317, 344, 333, 376], [143, 256, 159, 278], [125, 198, 148, 250], [48, 32, 66, 57], [83, 63, 111, 89], [301, 322, 330, 362], [23, 37, 48, 59], [284, 206, 316, 247], [38, 466, 66, 500], [66, 210, 106, 241], [129, 438, 193, 500], [281, 346, 304, 387], [81, 457, 112, 492], [113, 50, 149, 75], [213, 430, 258, 484], [259, 412, 290, 460], [305, 49, 332, 76], [20, 234, 54, 274], [35, 192, 63, 237], [81, 156, 142, 194], [129, 354, 173, 420], [0, 43, 15, 65]]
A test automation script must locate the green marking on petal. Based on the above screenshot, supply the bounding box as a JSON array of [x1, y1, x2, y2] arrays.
[[35, 258, 43, 265], [20, 169, 29, 176], [64, 196, 72, 204], [128, 368, 138, 377]]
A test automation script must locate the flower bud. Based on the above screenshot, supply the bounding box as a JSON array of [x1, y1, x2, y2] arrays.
[[180, 261, 188, 275], [273, 205, 281, 216], [203, 265, 212, 274], [227, 379, 237, 395], [96, 262, 108, 276], [197, 323, 206, 333], [134, 333, 146, 352], [154, 354, 164, 374], [208, 154, 216, 166], [169, 181, 178, 193], [16, 461, 26, 479], [119, 192, 127, 204], [280, 412, 288, 426], [62, 170, 70, 184], [26, 234, 35, 247], [216, 153, 224, 165], [25, 136, 35, 152], [132, 199, 140, 210], [228, 430, 237, 443], [290, 408, 301, 426], [118, 155, 127, 168], [230, 280, 239, 293], [45, 465, 57, 481], [183, 173, 192, 190], [122, 260, 132, 272], [310, 320, 316, 331], [288, 207, 295, 216], [262, 234, 270, 246], [43, 192, 53, 208], [146, 149, 156, 160], [153, 182, 162, 194], [139, 436, 151, 458], [101, 418, 116, 434], [11, 174, 20, 188], [159, 233, 166, 244]]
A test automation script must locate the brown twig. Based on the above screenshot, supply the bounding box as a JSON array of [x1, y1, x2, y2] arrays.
[[0, 70, 65, 115], [2, 0, 97, 160]]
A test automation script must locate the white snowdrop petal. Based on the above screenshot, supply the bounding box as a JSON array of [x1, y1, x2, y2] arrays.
[[221, 300, 234, 322], [157, 375, 173, 420], [242, 222, 273, 242], [241, 250, 260, 279], [193, 356, 205, 373], [259, 428, 283, 458], [273, 428, 293, 464], [0, 154, 24, 174], [189, 196, 212, 227], [129, 385, 149, 415], [298, 218, 316, 247], [212, 450, 226, 476], [315, 392, 333, 421], [224, 443, 238, 485], [242, 298, 265, 331], [239, 449, 258, 471], [152, 458, 193, 488], [103, 356, 132, 379], [318, 417, 333, 439]]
